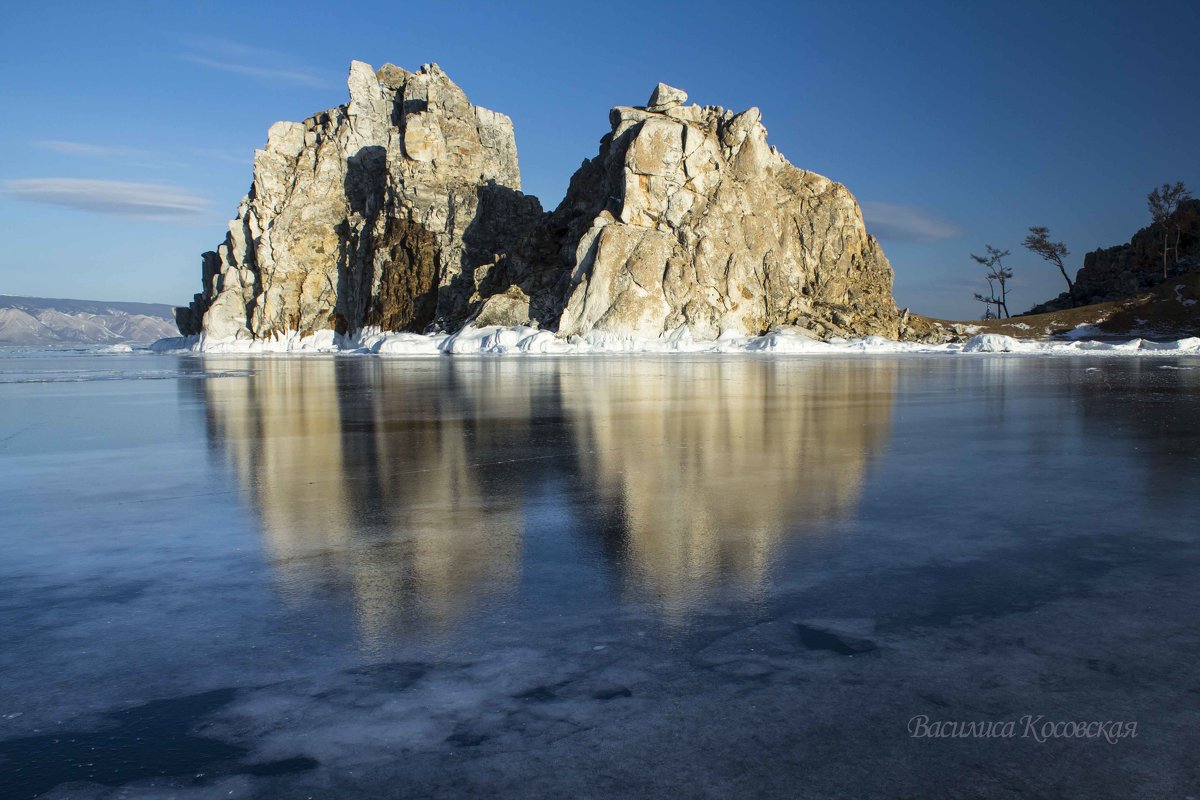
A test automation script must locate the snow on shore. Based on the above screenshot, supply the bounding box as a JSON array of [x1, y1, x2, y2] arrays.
[[148, 327, 1200, 358]]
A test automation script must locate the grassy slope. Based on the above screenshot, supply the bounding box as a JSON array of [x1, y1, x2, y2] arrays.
[[914, 271, 1200, 341]]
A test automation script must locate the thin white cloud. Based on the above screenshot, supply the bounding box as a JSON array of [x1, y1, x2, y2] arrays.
[[861, 202, 965, 243], [35, 140, 246, 170], [180, 38, 333, 88], [2, 178, 210, 221], [35, 140, 150, 158]]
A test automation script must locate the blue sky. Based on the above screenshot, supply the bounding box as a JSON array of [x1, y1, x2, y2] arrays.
[[1, 0, 1197, 319]]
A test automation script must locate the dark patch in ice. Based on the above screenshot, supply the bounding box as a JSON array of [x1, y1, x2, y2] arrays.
[[916, 691, 953, 708], [0, 580, 157, 650], [0, 579, 153, 616], [514, 685, 559, 703], [875, 538, 1141, 630], [81, 580, 153, 606], [242, 756, 320, 776], [347, 661, 429, 691], [513, 681, 570, 703], [591, 686, 632, 700], [1084, 658, 1121, 677], [780, 535, 1178, 638], [445, 731, 489, 747], [0, 688, 243, 799], [0, 688, 320, 796], [794, 623, 878, 656]]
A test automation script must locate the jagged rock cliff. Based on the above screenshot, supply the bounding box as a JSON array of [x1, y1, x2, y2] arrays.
[[178, 65, 916, 343], [177, 61, 542, 339], [548, 84, 904, 340]]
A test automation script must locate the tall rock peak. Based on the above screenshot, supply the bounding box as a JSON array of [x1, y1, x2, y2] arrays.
[[176, 60, 541, 340], [546, 92, 904, 340]]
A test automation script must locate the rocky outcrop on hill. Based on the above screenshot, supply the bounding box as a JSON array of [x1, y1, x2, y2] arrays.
[[1027, 199, 1200, 314], [178, 63, 924, 343]]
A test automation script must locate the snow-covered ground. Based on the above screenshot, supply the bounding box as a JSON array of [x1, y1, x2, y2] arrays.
[[150, 325, 1200, 357]]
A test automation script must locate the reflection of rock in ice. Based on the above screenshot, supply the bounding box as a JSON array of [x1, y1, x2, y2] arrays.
[[561, 359, 896, 616], [196, 356, 896, 633], [199, 358, 524, 641]]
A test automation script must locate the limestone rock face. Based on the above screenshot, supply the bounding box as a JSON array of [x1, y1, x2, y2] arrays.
[[548, 93, 905, 340], [177, 61, 542, 339]]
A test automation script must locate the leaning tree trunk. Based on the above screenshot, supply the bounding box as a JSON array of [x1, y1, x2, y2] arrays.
[[1058, 261, 1074, 291]]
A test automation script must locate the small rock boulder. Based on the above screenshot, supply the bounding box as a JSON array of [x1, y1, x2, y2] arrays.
[[646, 82, 688, 112], [471, 286, 534, 328]]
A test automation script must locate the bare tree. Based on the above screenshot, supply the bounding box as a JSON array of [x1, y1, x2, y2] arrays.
[[1148, 181, 1192, 279], [971, 245, 1013, 319], [1023, 226, 1072, 292], [973, 283, 1000, 320]]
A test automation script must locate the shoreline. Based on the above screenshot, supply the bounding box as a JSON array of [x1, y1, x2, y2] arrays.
[[144, 325, 1200, 358]]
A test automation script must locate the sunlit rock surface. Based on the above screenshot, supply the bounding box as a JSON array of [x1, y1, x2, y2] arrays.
[[552, 84, 910, 340]]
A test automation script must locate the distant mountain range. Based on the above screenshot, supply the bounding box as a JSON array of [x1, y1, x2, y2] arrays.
[[0, 295, 178, 345]]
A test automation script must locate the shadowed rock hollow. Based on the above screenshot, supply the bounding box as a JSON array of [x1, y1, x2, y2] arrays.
[[178, 62, 928, 343]]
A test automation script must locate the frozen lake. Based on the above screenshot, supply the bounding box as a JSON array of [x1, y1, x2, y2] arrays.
[[2, 351, 1199, 798]]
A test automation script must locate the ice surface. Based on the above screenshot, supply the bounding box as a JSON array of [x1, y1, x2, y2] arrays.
[[3, 354, 1200, 797], [151, 325, 1200, 358]]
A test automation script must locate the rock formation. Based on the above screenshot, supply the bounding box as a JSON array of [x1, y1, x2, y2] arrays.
[[178, 63, 917, 343], [547, 84, 905, 340], [176, 61, 542, 339]]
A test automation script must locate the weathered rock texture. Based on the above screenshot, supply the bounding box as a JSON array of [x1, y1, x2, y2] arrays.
[[176, 61, 542, 339], [179, 66, 914, 342], [1027, 199, 1200, 314], [548, 85, 905, 340]]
